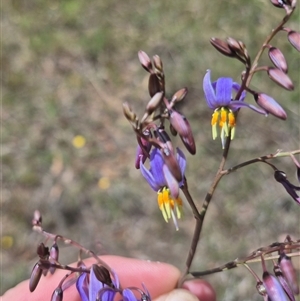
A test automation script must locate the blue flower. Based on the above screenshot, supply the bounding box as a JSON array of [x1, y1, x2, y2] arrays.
[[140, 147, 186, 230], [76, 266, 118, 301], [203, 70, 266, 148]]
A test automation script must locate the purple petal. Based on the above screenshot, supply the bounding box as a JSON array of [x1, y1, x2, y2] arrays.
[[215, 77, 233, 106], [203, 70, 217, 109]]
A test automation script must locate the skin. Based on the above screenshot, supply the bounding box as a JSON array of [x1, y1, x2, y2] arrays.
[[1, 256, 216, 301]]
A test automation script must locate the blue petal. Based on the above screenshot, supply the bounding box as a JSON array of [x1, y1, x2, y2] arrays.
[[76, 273, 89, 301], [149, 148, 167, 187], [140, 160, 160, 192], [215, 77, 233, 106], [203, 70, 217, 109], [176, 148, 186, 186], [232, 82, 246, 101], [122, 288, 137, 301], [228, 101, 267, 114], [89, 267, 104, 301]]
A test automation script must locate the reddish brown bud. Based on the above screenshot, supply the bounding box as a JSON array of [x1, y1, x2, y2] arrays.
[[267, 67, 294, 90], [254, 93, 287, 120], [210, 38, 235, 57], [138, 50, 153, 73], [37, 243, 49, 259], [268, 47, 288, 73], [180, 132, 196, 155], [287, 31, 300, 52], [29, 262, 43, 292], [227, 37, 249, 64], [279, 253, 299, 294], [148, 73, 161, 97]]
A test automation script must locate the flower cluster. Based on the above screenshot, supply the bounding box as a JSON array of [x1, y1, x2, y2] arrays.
[[76, 265, 151, 301]]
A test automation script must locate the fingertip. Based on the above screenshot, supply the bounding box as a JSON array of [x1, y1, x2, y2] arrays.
[[182, 279, 217, 301]]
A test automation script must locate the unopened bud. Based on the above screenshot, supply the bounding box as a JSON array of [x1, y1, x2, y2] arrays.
[[169, 111, 190, 137], [138, 50, 153, 73], [32, 210, 42, 226], [279, 253, 299, 294], [153, 55, 163, 74], [254, 93, 287, 120], [267, 67, 294, 90], [29, 262, 43, 292], [123, 102, 137, 124], [263, 271, 288, 301], [273, 264, 295, 301], [170, 87, 188, 105], [287, 31, 300, 52], [270, 0, 285, 8], [268, 47, 288, 73], [49, 243, 59, 274], [180, 132, 196, 155], [210, 38, 236, 57], [146, 92, 164, 114], [227, 37, 249, 64], [51, 287, 63, 301], [161, 148, 182, 182], [92, 264, 114, 287], [135, 134, 152, 169], [148, 73, 161, 97], [37, 243, 49, 259]]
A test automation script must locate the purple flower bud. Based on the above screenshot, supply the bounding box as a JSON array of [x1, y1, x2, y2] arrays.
[[169, 110, 190, 137], [270, 0, 285, 8], [267, 68, 294, 90], [29, 262, 43, 292], [49, 243, 59, 274], [263, 271, 288, 301], [138, 50, 153, 73], [51, 287, 63, 301], [180, 132, 196, 155], [273, 264, 296, 301], [287, 31, 300, 52], [254, 93, 287, 120], [279, 253, 300, 295], [268, 47, 288, 73]]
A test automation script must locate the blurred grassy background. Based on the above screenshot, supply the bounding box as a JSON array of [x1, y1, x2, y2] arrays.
[[2, 0, 300, 300]]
